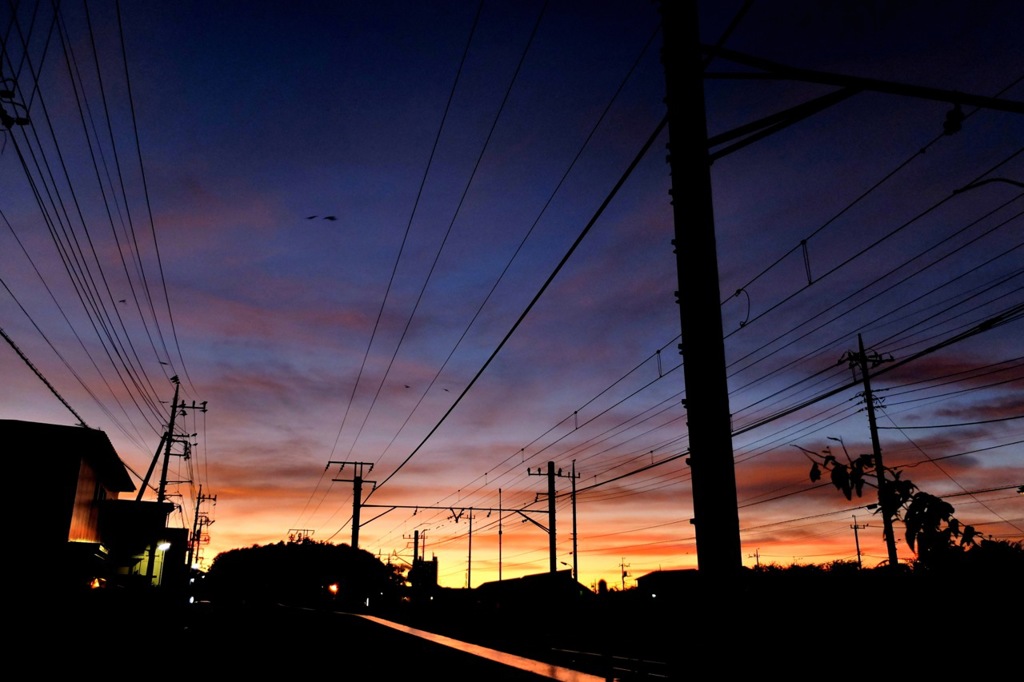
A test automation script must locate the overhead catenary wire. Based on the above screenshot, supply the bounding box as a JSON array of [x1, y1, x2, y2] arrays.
[[297, 0, 486, 533], [3, 2, 209, 542], [363, 116, 668, 499], [5, 3, 1020, 576]]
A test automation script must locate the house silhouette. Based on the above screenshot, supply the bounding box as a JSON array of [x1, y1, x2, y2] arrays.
[[5, 419, 187, 596]]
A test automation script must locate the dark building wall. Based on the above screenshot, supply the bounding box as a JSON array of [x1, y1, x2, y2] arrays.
[[3, 419, 135, 582]]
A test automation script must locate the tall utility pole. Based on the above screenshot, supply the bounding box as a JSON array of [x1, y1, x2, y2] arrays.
[[404, 528, 427, 563], [528, 462, 582, 575], [141, 377, 208, 583], [843, 334, 899, 567], [569, 460, 580, 582], [655, 2, 1022, 579], [528, 462, 558, 573], [469, 509, 476, 587], [498, 488, 503, 581], [139, 382, 207, 504], [138, 378, 181, 502], [851, 516, 867, 569], [659, 0, 743, 575], [620, 558, 630, 591], [188, 486, 217, 569], [547, 463, 555, 573], [329, 461, 375, 549]]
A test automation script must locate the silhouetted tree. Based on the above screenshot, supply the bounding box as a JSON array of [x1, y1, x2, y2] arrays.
[[799, 442, 985, 570], [206, 538, 405, 610]]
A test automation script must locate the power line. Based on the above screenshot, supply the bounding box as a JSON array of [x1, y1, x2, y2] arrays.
[[1, 325, 87, 426]]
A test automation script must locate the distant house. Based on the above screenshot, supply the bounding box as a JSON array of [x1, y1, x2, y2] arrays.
[[4, 419, 184, 592], [634, 568, 699, 601], [474, 569, 593, 610]]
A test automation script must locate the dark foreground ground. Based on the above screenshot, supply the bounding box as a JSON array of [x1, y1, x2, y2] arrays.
[[47, 592, 609, 680], [38, 570, 1019, 680]]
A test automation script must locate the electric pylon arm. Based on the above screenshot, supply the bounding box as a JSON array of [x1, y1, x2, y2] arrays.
[[516, 510, 549, 534]]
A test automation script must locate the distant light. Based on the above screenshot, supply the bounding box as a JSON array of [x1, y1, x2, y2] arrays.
[[157, 542, 171, 551], [328, 583, 339, 595]]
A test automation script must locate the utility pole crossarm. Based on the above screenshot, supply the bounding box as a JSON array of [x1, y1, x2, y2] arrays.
[[703, 43, 1024, 114], [516, 510, 549, 533], [328, 461, 376, 549], [527, 462, 560, 573]]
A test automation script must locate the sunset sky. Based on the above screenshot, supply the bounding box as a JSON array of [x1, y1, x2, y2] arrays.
[[3, 0, 1021, 591]]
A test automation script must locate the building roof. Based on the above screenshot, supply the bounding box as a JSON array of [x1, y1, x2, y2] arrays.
[[1, 419, 135, 492], [475, 569, 593, 603]]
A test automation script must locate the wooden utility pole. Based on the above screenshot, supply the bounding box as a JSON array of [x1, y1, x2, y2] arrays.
[[659, 0, 742, 574], [329, 461, 375, 549]]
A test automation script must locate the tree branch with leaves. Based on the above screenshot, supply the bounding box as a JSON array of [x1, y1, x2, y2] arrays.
[[795, 440, 980, 569]]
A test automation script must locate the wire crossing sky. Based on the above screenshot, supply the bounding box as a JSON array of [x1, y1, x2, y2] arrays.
[[2, 0, 1021, 588]]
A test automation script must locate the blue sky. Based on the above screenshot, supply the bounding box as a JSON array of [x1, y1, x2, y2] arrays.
[[3, 0, 1021, 588]]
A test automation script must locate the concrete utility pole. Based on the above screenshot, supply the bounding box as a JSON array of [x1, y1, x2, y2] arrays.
[[528, 462, 559, 573], [467, 508, 475, 588], [404, 528, 428, 573], [528, 461, 584, 575], [329, 461, 375, 549], [138, 378, 180, 502], [142, 377, 208, 583], [547, 464, 555, 572], [654, 0, 1023, 580], [659, 0, 743, 575], [527, 462, 583, 575], [842, 334, 899, 567], [569, 460, 580, 582], [444, 507, 477, 586], [498, 488, 503, 581]]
